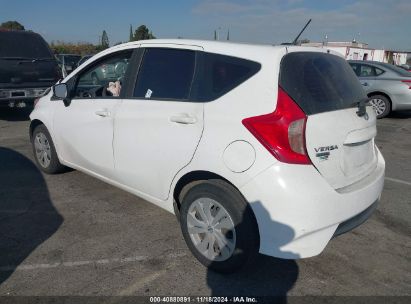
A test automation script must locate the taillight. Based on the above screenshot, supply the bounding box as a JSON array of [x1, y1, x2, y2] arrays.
[[242, 86, 311, 165], [401, 80, 411, 89]]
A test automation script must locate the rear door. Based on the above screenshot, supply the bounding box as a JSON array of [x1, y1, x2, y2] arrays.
[[349, 63, 380, 93], [280, 52, 378, 189], [114, 45, 204, 200]]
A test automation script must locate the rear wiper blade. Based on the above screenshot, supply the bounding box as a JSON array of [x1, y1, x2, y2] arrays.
[[351, 97, 370, 117]]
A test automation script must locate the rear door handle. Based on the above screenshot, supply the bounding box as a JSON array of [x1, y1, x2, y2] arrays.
[[170, 114, 197, 124], [95, 109, 110, 117]]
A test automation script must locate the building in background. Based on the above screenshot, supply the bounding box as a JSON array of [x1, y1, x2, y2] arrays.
[[301, 41, 409, 65]]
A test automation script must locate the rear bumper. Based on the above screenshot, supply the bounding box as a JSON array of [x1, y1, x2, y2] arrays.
[[240, 149, 385, 259], [0, 87, 51, 102], [391, 91, 411, 111], [332, 199, 379, 238]]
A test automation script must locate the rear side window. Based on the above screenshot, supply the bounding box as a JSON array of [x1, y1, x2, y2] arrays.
[[134, 48, 195, 100], [280, 52, 366, 115], [0, 32, 53, 59], [195, 53, 261, 101]]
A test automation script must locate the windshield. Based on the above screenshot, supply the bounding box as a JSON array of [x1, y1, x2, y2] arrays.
[[280, 52, 366, 115], [0, 31, 53, 59]]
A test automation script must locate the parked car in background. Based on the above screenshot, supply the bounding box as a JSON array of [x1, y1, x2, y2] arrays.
[[77, 55, 93, 67], [349, 60, 411, 118], [30, 40, 385, 273], [0, 30, 61, 108], [397, 64, 411, 72], [78, 57, 129, 85], [56, 54, 81, 77]]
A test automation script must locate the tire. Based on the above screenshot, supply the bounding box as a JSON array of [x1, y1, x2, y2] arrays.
[[179, 180, 259, 273], [31, 124, 66, 174], [369, 95, 391, 119]]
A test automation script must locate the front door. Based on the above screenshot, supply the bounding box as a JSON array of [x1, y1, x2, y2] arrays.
[[53, 50, 133, 178]]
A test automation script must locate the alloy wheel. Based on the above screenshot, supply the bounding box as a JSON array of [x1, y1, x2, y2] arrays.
[[369, 98, 386, 116]]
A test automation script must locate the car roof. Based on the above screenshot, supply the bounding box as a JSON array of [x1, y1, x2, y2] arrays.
[[101, 39, 340, 61]]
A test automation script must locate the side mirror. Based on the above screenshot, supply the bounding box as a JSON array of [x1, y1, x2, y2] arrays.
[[53, 83, 71, 107]]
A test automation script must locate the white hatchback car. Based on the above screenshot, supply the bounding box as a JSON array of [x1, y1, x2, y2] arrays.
[[30, 40, 385, 273]]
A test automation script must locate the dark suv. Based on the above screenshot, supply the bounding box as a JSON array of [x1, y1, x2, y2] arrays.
[[0, 30, 61, 107]]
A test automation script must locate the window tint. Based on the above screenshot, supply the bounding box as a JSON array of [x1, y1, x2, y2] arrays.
[[134, 48, 195, 100], [359, 64, 375, 77], [280, 52, 366, 115], [375, 67, 384, 76], [195, 53, 261, 101], [73, 51, 132, 99]]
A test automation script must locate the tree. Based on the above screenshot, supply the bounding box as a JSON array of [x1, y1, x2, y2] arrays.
[[227, 29, 230, 41], [129, 24, 133, 42], [133, 25, 155, 41], [0, 21, 25, 30], [214, 30, 217, 40], [101, 30, 109, 49]]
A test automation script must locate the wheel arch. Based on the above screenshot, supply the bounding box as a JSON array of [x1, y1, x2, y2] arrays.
[[29, 119, 45, 141], [173, 171, 231, 213], [367, 91, 392, 106]]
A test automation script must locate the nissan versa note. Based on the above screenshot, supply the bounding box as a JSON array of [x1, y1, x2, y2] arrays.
[[30, 40, 385, 273]]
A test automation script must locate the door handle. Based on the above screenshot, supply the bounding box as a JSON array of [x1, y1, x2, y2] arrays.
[[362, 82, 369, 86], [95, 109, 110, 117], [170, 114, 197, 124]]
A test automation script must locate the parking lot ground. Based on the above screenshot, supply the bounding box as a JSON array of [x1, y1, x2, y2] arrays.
[[0, 108, 410, 297]]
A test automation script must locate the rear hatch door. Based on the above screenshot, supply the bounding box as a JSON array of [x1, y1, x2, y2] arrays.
[[280, 51, 378, 189]]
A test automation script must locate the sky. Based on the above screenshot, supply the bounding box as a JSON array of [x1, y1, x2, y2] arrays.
[[1, 0, 410, 50]]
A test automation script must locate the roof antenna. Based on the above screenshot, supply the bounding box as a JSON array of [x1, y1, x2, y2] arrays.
[[281, 19, 312, 45]]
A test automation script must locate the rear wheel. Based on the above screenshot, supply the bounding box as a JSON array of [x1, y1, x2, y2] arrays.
[[179, 180, 259, 273], [32, 124, 66, 174], [369, 95, 391, 119]]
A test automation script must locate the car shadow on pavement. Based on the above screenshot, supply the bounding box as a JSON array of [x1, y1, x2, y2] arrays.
[[388, 110, 411, 119], [206, 201, 299, 302], [0, 107, 32, 122], [0, 147, 63, 285]]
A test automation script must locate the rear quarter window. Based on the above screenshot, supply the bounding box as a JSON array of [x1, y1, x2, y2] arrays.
[[194, 53, 261, 101], [280, 52, 366, 115]]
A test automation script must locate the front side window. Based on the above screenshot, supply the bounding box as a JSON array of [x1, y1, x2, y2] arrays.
[[133, 48, 196, 100], [73, 51, 132, 99]]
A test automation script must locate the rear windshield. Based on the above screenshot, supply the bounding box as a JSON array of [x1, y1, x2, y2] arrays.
[[378, 62, 411, 77], [0, 31, 53, 59], [280, 52, 366, 115]]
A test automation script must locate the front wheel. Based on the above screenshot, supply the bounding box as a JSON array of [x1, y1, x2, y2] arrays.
[[179, 180, 259, 273], [32, 124, 66, 174], [369, 95, 391, 119]]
